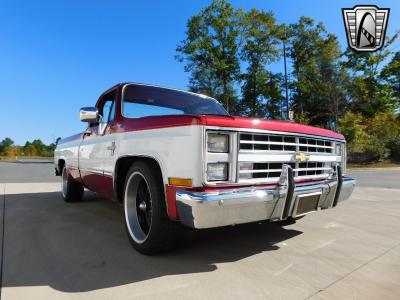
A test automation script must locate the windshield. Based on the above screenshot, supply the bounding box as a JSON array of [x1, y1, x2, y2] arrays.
[[122, 84, 229, 118]]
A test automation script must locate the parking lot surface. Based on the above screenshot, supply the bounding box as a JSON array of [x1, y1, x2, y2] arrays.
[[0, 162, 399, 299]]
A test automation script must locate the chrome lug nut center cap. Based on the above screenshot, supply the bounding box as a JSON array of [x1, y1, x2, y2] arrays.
[[139, 201, 147, 211]]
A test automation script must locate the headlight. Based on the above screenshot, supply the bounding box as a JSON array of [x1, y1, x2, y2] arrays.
[[207, 163, 228, 181], [207, 133, 229, 153]]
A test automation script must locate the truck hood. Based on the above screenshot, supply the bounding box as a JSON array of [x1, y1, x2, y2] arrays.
[[200, 115, 344, 140]]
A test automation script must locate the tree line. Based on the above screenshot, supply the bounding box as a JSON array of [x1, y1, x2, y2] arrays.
[[176, 0, 400, 162], [0, 137, 60, 159]]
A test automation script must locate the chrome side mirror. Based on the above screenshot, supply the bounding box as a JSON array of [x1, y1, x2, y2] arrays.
[[80, 107, 99, 123]]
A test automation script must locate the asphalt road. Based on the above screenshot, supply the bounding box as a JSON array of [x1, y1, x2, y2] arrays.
[[0, 161, 57, 183], [0, 162, 399, 299]]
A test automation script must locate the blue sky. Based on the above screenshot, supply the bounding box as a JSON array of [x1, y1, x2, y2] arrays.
[[0, 0, 399, 145]]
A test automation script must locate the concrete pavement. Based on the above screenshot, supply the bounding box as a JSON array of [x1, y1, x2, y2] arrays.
[[0, 162, 399, 299], [347, 168, 400, 189]]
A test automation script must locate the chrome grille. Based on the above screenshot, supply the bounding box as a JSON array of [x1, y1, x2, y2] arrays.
[[239, 162, 296, 180], [239, 161, 333, 180], [297, 162, 331, 176], [240, 133, 333, 153], [238, 132, 338, 184]]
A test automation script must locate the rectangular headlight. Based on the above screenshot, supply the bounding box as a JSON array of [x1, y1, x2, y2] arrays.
[[207, 163, 228, 181], [207, 133, 229, 153]]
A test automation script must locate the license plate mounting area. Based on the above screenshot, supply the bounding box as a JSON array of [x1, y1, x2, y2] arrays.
[[293, 192, 321, 217]]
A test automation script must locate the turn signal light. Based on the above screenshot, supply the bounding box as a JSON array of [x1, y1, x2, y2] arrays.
[[168, 177, 193, 187]]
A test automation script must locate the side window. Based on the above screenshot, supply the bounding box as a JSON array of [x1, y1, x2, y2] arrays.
[[101, 100, 115, 123]]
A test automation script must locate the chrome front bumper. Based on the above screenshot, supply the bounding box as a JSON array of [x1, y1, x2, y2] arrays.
[[176, 165, 355, 229]]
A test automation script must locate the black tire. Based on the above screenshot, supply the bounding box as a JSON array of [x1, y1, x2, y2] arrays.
[[123, 160, 181, 254], [61, 166, 84, 202]]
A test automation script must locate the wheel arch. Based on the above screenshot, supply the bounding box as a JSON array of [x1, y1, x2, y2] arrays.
[[114, 155, 165, 203]]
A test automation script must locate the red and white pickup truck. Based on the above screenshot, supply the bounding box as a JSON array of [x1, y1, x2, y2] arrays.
[[54, 83, 355, 254]]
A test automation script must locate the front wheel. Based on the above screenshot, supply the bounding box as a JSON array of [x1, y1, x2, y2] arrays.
[[61, 166, 84, 202], [124, 161, 181, 254]]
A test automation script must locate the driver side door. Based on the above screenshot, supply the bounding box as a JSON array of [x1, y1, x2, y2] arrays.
[[79, 92, 116, 199]]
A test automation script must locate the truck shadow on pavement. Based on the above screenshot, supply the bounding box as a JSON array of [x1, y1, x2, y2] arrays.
[[2, 191, 302, 293]]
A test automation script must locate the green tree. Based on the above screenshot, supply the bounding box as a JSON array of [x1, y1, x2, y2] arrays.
[[343, 33, 399, 117], [176, 0, 241, 112], [264, 73, 285, 119], [381, 51, 400, 109], [237, 9, 283, 118], [339, 111, 400, 162], [288, 17, 347, 127], [1, 137, 58, 158], [0, 137, 14, 155]]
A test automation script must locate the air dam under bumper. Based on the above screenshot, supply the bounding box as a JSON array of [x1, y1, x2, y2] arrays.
[[176, 165, 355, 229]]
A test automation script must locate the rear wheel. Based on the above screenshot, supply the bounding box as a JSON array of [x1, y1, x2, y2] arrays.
[[61, 166, 84, 202], [124, 161, 181, 254]]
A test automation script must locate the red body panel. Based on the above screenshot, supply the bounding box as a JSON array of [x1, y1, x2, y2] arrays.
[[80, 171, 115, 200], [202, 115, 344, 140], [165, 185, 180, 219], [110, 115, 201, 134], [59, 115, 343, 146], [104, 115, 344, 140]]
